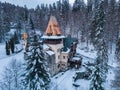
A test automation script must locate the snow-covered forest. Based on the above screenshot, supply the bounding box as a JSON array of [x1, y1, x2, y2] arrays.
[[0, 0, 120, 90], [0, 0, 120, 50]]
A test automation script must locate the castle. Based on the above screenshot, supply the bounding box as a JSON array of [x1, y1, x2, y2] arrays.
[[42, 16, 78, 76]]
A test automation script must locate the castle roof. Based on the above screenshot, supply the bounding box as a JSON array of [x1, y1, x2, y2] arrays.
[[63, 35, 78, 51], [45, 16, 62, 36]]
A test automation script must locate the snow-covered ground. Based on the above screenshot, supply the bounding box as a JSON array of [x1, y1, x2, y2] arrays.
[[0, 42, 24, 81], [0, 43, 6, 59], [50, 68, 90, 90], [0, 50, 24, 80], [77, 44, 97, 59], [0, 43, 23, 59], [0, 43, 117, 90]]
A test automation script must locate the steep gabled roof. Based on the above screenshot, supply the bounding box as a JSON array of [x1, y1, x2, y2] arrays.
[[45, 16, 62, 36]]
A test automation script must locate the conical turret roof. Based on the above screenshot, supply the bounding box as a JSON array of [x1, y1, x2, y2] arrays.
[[45, 16, 62, 36]]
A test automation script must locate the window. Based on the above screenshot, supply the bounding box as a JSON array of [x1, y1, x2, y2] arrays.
[[58, 64, 60, 68], [62, 64, 65, 66], [63, 56, 65, 59], [58, 55, 60, 59], [57, 49, 60, 52]]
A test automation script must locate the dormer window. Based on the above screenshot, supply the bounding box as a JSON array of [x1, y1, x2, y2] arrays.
[[47, 33, 52, 36], [63, 56, 65, 59], [57, 34, 61, 36]]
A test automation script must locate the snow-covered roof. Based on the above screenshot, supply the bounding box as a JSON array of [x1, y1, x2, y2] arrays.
[[72, 57, 81, 61], [42, 35, 65, 39], [43, 44, 50, 50], [46, 50, 55, 56], [62, 48, 70, 53]]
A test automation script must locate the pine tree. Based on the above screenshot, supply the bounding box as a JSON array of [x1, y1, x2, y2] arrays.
[[90, 0, 99, 46], [16, 21, 22, 40], [90, 1, 108, 90], [10, 38, 15, 53], [60, 0, 70, 35], [90, 66, 104, 90], [5, 41, 10, 55], [29, 16, 34, 30], [14, 32, 19, 44], [23, 35, 50, 90], [0, 59, 23, 90], [115, 38, 120, 62], [24, 5, 29, 22], [0, 15, 3, 43]]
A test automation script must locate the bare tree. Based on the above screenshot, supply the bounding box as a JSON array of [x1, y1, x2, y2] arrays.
[[0, 59, 23, 90]]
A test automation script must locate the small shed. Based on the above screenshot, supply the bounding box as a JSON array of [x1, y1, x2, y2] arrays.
[[68, 56, 82, 69]]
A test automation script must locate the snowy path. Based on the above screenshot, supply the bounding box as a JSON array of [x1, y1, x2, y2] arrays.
[[79, 53, 95, 60], [55, 70, 75, 90], [0, 49, 23, 60], [76, 46, 97, 60], [0, 43, 23, 59], [51, 69, 76, 90], [51, 67, 90, 90]]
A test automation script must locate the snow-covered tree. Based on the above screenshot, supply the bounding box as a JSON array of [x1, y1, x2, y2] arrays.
[[14, 32, 19, 44], [10, 37, 15, 53], [29, 15, 34, 30], [0, 59, 23, 90], [23, 34, 50, 90], [23, 5, 29, 22], [90, 0, 99, 46], [60, 0, 70, 35], [115, 38, 120, 62], [5, 41, 10, 55], [90, 1, 108, 90], [16, 21, 22, 39], [90, 66, 104, 90]]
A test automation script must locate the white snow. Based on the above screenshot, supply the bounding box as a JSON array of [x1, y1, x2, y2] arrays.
[[0, 42, 118, 90], [35, 29, 41, 35], [76, 44, 97, 60], [62, 48, 70, 53], [15, 44, 23, 52], [42, 35, 65, 39], [74, 79, 90, 90], [46, 50, 55, 56], [72, 57, 81, 61], [50, 68, 90, 90], [52, 70, 75, 90], [0, 51, 24, 80], [0, 42, 23, 81], [0, 43, 6, 59], [43, 44, 50, 50], [9, 29, 16, 35], [0, 43, 23, 59]]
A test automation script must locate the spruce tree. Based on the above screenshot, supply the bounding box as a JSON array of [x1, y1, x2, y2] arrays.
[[5, 41, 10, 55], [90, 66, 104, 90], [90, 0, 99, 47], [90, 1, 108, 90], [14, 32, 19, 44], [16, 21, 22, 39], [10, 38, 15, 54], [29, 16, 34, 30], [23, 34, 50, 90], [115, 38, 120, 62]]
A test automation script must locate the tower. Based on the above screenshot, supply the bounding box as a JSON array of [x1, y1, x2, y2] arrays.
[[42, 16, 66, 75]]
